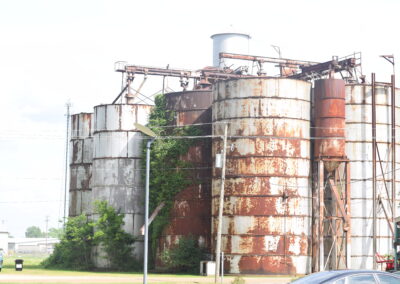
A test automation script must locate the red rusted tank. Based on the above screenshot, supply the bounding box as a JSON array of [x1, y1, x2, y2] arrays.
[[314, 79, 346, 160], [157, 90, 213, 265], [69, 113, 93, 217], [212, 78, 312, 275]]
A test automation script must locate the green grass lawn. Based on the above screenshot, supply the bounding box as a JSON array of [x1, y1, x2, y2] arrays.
[[0, 255, 295, 284], [1, 255, 138, 276]]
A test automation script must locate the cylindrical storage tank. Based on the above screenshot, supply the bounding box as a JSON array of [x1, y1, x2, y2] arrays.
[[157, 90, 213, 264], [211, 33, 250, 68], [69, 113, 93, 217], [314, 79, 346, 162], [212, 78, 312, 275], [345, 84, 400, 269], [91, 104, 152, 266]]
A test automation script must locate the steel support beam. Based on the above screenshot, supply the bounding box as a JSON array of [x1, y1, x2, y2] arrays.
[[372, 73, 377, 270]]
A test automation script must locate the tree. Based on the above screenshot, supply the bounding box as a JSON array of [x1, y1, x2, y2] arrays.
[[48, 227, 63, 239], [25, 226, 44, 238], [41, 214, 93, 270]]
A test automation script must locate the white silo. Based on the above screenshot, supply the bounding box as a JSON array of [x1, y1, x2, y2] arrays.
[[91, 103, 152, 267], [211, 33, 250, 68]]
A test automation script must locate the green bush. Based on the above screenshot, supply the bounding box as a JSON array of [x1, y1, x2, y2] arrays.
[[160, 236, 205, 273], [41, 214, 93, 270], [42, 201, 141, 271], [93, 201, 141, 271]]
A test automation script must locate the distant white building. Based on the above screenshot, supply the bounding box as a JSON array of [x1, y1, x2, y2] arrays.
[[8, 238, 60, 255]]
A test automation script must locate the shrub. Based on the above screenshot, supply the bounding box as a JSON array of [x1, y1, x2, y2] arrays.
[[42, 201, 141, 271], [93, 201, 141, 271], [161, 236, 205, 273]]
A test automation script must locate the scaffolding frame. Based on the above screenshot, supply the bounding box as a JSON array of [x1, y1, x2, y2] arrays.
[[312, 159, 351, 272]]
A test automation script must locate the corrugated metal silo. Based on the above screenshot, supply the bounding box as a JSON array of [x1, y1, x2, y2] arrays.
[[69, 113, 93, 217], [345, 84, 400, 269], [158, 90, 213, 261], [212, 78, 312, 274], [91, 103, 152, 266]]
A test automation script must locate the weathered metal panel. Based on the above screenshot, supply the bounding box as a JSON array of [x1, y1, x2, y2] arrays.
[[345, 84, 400, 269], [91, 103, 152, 267], [93, 132, 143, 159], [157, 90, 213, 267], [69, 113, 93, 217], [212, 78, 312, 275], [314, 79, 346, 158]]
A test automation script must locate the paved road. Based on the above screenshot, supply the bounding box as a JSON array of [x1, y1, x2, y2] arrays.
[[0, 274, 293, 283]]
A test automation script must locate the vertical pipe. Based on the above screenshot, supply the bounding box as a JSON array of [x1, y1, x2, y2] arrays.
[[346, 162, 352, 269], [319, 161, 325, 271], [392, 74, 397, 271], [162, 76, 165, 95], [63, 103, 71, 228], [312, 165, 317, 272], [215, 124, 228, 283], [221, 252, 224, 284], [143, 138, 154, 284], [372, 73, 377, 270]]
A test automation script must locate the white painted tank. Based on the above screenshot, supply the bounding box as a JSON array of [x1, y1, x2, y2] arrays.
[[345, 84, 400, 269], [69, 113, 94, 217], [211, 33, 250, 68], [91, 103, 152, 267]]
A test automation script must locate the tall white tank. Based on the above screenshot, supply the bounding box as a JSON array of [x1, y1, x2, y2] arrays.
[[91, 103, 152, 267], [345, 84, 400, 269], [69, 113, 93, 217], [211, 33, 250, 68]]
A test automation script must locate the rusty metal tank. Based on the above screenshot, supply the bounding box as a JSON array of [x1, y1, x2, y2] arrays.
[[314, 79, 346, 163], [69, 113, 93, 217], [157, 90, 213, 263], [212, 78, 312, 275], [91, 103, 152, 267], [345, 84, 400, 269]]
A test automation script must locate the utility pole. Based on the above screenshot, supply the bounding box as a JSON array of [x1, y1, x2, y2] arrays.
[[215, 124, 228, 283], [63, 102, 71, 229]]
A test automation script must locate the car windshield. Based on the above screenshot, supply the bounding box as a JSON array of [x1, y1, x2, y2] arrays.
[[291, 271, 344, 283]]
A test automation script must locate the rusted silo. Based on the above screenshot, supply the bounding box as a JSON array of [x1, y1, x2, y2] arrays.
[[314, 79, 346, 172], [312, 79, 350, 271], [157, 90, 213, 263], [212, 78, 312, 275], [91, 104, 152, 267], [69, 113, 93, 217], [345, 84, 400, 269]]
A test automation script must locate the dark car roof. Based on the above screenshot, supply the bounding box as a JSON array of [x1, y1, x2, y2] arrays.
[[291, 269, 400, 283]]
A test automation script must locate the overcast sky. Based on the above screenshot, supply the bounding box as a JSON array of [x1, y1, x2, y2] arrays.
[[1, 0, 399, 237]]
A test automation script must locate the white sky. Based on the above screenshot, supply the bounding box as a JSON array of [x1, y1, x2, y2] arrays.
[[0, 0, 399, 237]]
